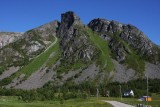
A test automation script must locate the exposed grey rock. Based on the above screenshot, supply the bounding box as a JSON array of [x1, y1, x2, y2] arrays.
[[58, 11, 96, 62], [145, 62, 160, 79], [88, 18, 110, 33], [0, 67, 20, 80], [57, 11, 81, 38], [120, 24, 154, 56], [108, 59, 160, 82], [0, 47, 24, 67], [26, 41, 45, 55], [13, 67, 54, 90], [23, 20, 59, 48], [48, 62, 99, 86], [109, 59, 137, 83], [0, 20, 59, 68], [0, 32, 23, 49], [9, 36, 58, 89], [88, 18, 159, 63], [88, 18, 123, 33], [109, 39, 126, 62], [6, 73, 25, 89], [74, 63, 100, 83], [34, 20, 60, 40]]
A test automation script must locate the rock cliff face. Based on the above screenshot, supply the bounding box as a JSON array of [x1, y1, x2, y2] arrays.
[[23, 20, 59, 56], [88, 18, 159, 63], [0, 32, 23, 49], [58, 11, 97, 62]]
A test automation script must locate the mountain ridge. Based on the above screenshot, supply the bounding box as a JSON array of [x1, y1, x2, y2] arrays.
[[0, 11, 160, 90]]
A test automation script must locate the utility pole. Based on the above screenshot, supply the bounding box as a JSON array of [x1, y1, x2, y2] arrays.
[[119, 85, 122, 101], [96, 88, 99, 99], [146, 75, 149, 106]]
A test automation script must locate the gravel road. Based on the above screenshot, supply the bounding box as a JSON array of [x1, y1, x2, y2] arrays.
[[104, 101, 134, 107]]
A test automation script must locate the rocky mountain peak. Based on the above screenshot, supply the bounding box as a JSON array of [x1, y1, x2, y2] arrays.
[[61, 11, 81, 28], [88, 18, 123, 34], [88, 18, 158, 62], [57, 11, 82, 38], [57, 11, 96, 62], [34, 20, 59, 33], [57, 11, 81, 38]]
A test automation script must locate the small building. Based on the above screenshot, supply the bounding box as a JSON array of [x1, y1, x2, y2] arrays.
[[123, 90, 134, 97], [139, 96, 152, 101]]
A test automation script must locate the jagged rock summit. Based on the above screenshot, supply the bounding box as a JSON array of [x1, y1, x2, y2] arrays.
[[88, 18, 156, 62], [58, 11, 96, 62], [0, 11, 160, 90]]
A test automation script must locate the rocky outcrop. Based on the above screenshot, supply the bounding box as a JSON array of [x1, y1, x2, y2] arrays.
[[88, 18, 123, 34], [0, 20, 59, 70], [33, 20, 60, 40], [120, 25, 154, 56], [88, 18, 158, 63], [0, 32, 23, 48], [58, 11, 96, 62], [26, 41, 45, 55]]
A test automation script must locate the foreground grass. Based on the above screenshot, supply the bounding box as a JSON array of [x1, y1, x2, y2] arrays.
[[0, 96, 113, 107], [0, 96, 159, 107]]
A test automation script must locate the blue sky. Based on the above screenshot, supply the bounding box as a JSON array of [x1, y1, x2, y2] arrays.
[[0, 0, 160, 45]]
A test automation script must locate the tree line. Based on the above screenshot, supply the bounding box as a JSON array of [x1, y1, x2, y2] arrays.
[[0, 79, 159, 102]]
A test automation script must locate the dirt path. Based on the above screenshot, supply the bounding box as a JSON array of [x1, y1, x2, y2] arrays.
[[36, 35, 57, 58], [104, 101, 134, 107], [44, 36, 57, 52]]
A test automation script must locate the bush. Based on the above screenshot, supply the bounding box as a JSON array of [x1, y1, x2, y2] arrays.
[[0, 66, 5, 75]]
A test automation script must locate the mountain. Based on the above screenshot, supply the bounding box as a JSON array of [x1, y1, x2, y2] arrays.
[[0, 11, 160, 90]]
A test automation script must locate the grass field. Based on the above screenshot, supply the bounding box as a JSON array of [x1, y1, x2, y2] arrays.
[[0, 96, 160, 107], [0, 96, 113, 107]]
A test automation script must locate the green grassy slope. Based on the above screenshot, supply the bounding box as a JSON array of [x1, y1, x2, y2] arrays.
[[86, 28, 114, 72], [0, 37, 61, 86]]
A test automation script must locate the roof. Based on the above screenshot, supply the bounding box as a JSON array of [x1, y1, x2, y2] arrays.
[[124, 90, 133, 93]]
